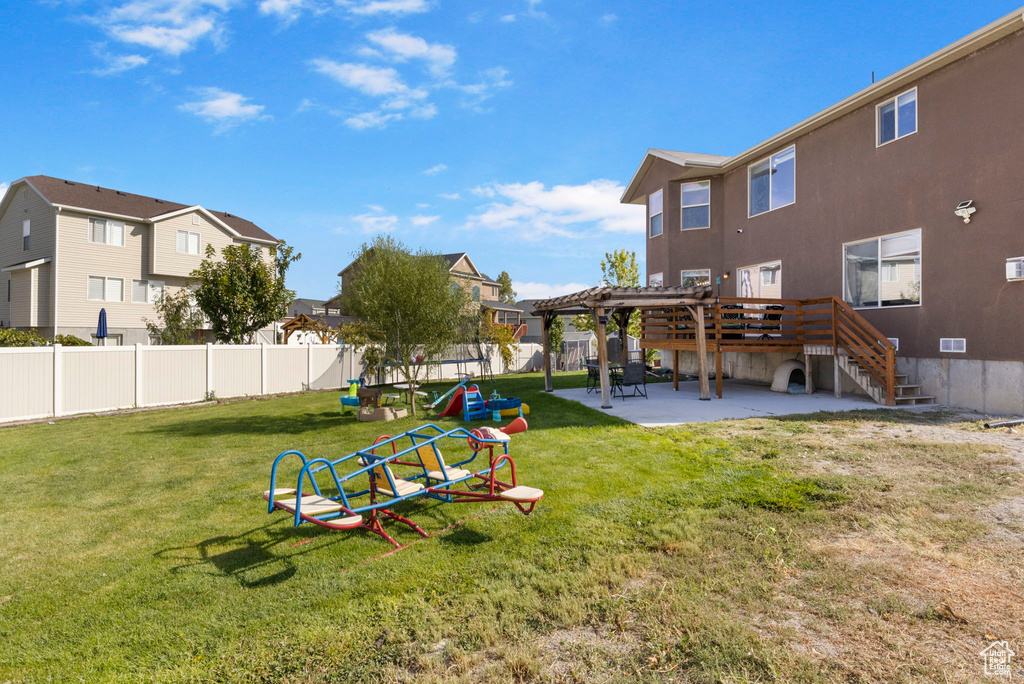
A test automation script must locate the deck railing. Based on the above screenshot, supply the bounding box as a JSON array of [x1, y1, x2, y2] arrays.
[[639, 296, 897, 405]]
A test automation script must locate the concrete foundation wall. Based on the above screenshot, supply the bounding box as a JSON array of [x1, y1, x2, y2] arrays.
[[661, 349, 1024, 416]]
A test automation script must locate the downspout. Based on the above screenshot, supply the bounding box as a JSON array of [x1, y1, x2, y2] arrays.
[[53, 207, 60, 338]]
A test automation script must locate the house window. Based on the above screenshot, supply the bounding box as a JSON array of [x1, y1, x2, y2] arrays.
[[748, 146, 795, 217], [312, 307, 326, 315], [737, 261, 782, 298], [176, 230, 201, 255], [88, 276, 124, 302], [648, 272, 664, 287], [89, 218, 126, 246], [940, 338, 966, 353], [132, 279, 165, 304], [22, 220, 30, 251], [844, 230, 921, 308], [91, 334, 123, 347], [877, 88, 917, 146], [680, 181, 710, 230], [472, 285, 481, 302], [648, 190, 663, 237], [680, 269, 711, 288]]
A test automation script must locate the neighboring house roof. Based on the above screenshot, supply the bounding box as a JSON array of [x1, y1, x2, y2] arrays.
[[16, 175, 277, 243], [292, 298, 329, 308], [512, 299, 541, 315], [2, 257, 52, 272], [481, 300, 521, 313], [621, 7, 1024, 203]]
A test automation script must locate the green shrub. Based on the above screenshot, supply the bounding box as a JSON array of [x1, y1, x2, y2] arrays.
[[54, 334, 91, 346], [0, 328, 48, 347]]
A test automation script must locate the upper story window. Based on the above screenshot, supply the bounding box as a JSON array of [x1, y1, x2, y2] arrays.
[[648, 272, 664, 287], [177, 230, 201, 255], [89, 218, 125, 246], [680, 269, 711, 288], [472, 285, 481, 302], [88, 276, 123, 302], [844, 229, 921, 308], [681, 181, 710, 230], [877, 88, 917, 146], [312, 307, 326, 315], [748, 146, 795, 217], [22, 220, 30, 251], [648, 190, 663, 237]]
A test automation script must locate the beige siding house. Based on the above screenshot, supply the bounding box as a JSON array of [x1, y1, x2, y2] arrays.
[[0, 176, 278, 344]]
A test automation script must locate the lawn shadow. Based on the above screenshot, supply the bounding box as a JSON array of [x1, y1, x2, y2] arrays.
[[436, 526, 492, 547], [768, 407, 962, 425], [144, 410, 349, 438]]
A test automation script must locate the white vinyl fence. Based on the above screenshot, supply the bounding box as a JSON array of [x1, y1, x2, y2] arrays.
[[0, 342, 540, 425]]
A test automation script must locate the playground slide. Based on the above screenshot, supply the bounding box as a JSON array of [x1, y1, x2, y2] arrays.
[[436, 387, 467, 417]]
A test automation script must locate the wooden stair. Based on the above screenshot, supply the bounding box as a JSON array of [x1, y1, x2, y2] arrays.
[[837, 353, 935, 406]]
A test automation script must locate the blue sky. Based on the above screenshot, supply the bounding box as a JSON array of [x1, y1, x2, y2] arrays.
[[0, 0, 1014, 300]]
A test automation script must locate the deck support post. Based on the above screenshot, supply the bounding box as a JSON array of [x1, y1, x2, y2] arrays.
[[541, 312, 553, 393], [833, 356, 842, 398], [593, 306, 613, 408], [804, 353, 815, 394], [687, 305, 711, 401]]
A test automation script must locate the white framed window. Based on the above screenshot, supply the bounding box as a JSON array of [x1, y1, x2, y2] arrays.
[[88, 276, 124, 302], [748, 146, 795, 217], [940, 338, 966, 353], [1006, 257, 1024, 281], [177, 230, 201, 255], [877, 87, 917, 146], [680, 269, 711, 288], [887, 337, 900, 351], [844, 230, 921, 309], [132, 279, 164, 304], [92, 334, 123, 347], [648, 190, 663, 238], [737, 261, 782, 298], [312, 307, 326, 315], [22, 220, 30, 251], [88, 218, 125, 246], [681, 181, 710, 230], [648, 272, 664, 287]]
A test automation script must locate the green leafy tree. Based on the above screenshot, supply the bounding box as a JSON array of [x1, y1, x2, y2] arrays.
[[145, 288, 206, 345], [479, 310, 519, 373], [548, 314, 565, 352], [340, 235, 471, 416], [192, 241, 300, 344], [495, 271, 517, 305], [572, 249, 642, 338]]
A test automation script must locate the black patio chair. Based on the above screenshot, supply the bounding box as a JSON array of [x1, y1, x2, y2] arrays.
[[612, 361, 648, 400], [755, 305, 786, 340], [584, 356, 600, 393], [721, 304, 746, 340]]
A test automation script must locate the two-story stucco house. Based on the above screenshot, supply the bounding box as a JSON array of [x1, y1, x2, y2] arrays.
[[620, 8, 1024, 414], [0, 176, 278, 344]]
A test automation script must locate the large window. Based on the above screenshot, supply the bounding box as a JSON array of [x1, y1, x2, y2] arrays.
[[748, 146, 795, 217], [648, 190, 663, 237], [88, 276, 124, 302], [472, 285, 481, 301], [737, 261, 782, 298], [844, 230, 921, 308], [680, 269, 711, 288], [648, 272, 663, 287], [681, 181, 710, 230], [877, 88, 917, 146], [89, 218, 125, 246], [132, 279, 165, 304], [177, 230, 201, 255]]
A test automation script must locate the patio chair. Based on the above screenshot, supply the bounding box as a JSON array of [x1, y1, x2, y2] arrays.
[[755, 305, 786, 340], [584, 356, 600, 393], [720, 304, 746, 340], [612, 361, 647, 400]]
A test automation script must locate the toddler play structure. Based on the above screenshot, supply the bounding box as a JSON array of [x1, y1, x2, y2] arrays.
[[428, 378, 530, 422], [263, 418, 540, 547]]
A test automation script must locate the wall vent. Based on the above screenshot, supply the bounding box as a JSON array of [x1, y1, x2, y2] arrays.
[[192, 214, 200, 225], [940, 338, 966, 353], [887, 337, 899, 351], [1007, 257, 1024, 281]]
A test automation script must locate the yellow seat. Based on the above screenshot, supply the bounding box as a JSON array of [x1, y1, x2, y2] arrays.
[[276, 496, 347, 516], [320, 514, 364, 529], [499, 486, 543, 502], [426, 468, 472, 481], [376, 479, 425, 498], [263, 488, 297, 497]]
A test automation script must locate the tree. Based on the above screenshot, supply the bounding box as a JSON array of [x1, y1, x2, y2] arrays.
[[145, 288, 206, 345], [495, 271, 517, 305], [0, 329, 48, 347], [572, 249, 642, 338], [340, 235, 471, 416], [548, 314, 565, 351], [192, 241, 300, 344], [479, 309, 519, 373]]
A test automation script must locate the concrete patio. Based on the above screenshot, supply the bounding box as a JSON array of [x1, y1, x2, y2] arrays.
[[554, 379, 915, 426]]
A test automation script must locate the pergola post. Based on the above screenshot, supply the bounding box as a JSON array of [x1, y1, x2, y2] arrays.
[[541, 311, 553, 393], [592, 306, 612, 408], [687, 305, 711, 401]]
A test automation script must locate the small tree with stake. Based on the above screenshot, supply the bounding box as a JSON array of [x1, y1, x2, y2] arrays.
[[191, 241, 300, 344], [340, 235, 471, 417]]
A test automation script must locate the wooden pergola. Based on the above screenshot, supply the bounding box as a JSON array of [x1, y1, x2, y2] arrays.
[[281, 314, 335, 344], [531, 285, 715, 408]]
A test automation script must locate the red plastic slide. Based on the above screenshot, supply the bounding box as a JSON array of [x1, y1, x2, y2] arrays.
[[436, 387, 467, 417]]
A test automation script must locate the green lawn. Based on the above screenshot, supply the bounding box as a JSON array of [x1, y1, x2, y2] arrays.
[[0, 373, 1019, 683]]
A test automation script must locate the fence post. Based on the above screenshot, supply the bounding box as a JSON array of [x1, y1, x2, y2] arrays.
[[307, 343, 313, 390], [52, 344, 62, 418], [260, 343, 268, 395], [135, 343, 143, 407], [206, 343, 214, 398]]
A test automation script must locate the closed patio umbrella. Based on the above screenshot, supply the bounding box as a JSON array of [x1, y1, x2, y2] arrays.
[[96, 308, 108, 345]]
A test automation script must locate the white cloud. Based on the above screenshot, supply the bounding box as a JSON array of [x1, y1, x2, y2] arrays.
[[439, 192, 461, 200], [90, 45, 149, 75], [339, 207, 399, 234], [366, 29, 456, 77], [512, 281, 590, 300], [499, 14, 516, 22], [410, 215, 440, 227], [525, 0, 547, 19], [310, 59, 410, 96], [179, 87, 267, 131], [344, 110, 403, 129], [346, 0, 429, 15], [258, 0, 307, 22], [422, 163, 447, 176], [465, 179, 643, 240], [455, 66, 512, 110], [599, 13, 617, 24], [93, 0, 237, 56], [0, 183, 8, 201]]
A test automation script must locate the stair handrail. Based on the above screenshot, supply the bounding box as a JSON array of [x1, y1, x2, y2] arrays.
[[831, 297, 896, 406]]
